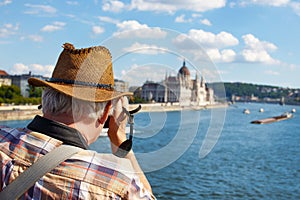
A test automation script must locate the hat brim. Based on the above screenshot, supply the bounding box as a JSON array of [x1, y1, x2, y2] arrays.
[[28, 77, 133, 102]]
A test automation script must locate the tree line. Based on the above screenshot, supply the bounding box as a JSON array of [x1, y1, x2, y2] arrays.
[[209, 82, 300, 103], [0, 85, 42, 105], [0, 84, 143, 105], [1, 82, 299, 105]]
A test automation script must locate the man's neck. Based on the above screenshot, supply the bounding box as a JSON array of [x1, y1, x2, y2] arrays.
[[43, 113, 102, 145], [43, 113, 75, 126]]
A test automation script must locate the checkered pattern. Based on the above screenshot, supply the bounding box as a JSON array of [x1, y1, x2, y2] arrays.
[[0, 126, 154, 199]]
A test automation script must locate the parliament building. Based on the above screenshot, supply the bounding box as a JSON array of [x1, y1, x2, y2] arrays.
[[140, 61, 214, 106]]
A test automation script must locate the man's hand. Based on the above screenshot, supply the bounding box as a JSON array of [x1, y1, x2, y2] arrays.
[[107, 96, 129, 153], [107, 97, 154, 195]]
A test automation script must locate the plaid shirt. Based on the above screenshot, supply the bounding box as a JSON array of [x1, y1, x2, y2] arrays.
[[0, 120, 154, 199]]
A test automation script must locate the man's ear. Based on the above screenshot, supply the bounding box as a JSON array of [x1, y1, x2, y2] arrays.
[[98, 101, 112, 125]]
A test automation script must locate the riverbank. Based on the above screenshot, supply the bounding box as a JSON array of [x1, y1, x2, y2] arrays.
[[129, 102, 228, 112], [0, 109, 42, 121], [0, 103, 228, 121], [0, 105, 41, 121]]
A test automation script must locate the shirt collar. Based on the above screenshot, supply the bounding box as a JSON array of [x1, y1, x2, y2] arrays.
[[27, 115, 89, 150]]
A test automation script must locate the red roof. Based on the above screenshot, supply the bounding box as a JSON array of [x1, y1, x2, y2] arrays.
[[178, 60, 190, 76], [0, 70, 9, 76], [178, 66, 190, 76]]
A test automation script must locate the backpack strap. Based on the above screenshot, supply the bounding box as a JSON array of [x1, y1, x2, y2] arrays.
[[0, 145, 81, 199]]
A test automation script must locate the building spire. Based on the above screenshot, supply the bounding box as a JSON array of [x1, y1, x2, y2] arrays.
[[165, 70, 168, 81], [195, 71, 199, 81]]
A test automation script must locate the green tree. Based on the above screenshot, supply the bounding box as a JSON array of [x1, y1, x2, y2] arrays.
[[0, 85, 41, 105], [27, 85, 43, 98], [0, 85, 22, 100], [129, 96, 146, 104]]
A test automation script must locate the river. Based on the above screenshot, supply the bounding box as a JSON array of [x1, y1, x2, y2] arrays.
[[2, 103, 300, 199]]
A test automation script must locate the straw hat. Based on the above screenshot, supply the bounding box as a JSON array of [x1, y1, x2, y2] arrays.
[[28, 43, 132, 102]]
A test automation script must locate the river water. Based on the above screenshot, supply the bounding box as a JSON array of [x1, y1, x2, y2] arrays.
[[2, 103, 300, 199]]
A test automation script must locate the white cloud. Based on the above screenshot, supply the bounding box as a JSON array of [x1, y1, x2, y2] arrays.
[[206, 48, 222, 61], [200, 19, 212, 26], [242, 49, 275, 64], [229, 2, 237, 8], [28, 35, 43, 42], [206, 48, 236, 63], [234, 0, 300, 16], [123, 42, 168, 55], [30, 64, 54, 77], [116, 20, 148, 31], [0, 23, 19, 38], [0, 0, 12, 6], [288, 63, 296, 71], [183, 29, 239, 49], [265, 70, 280, 75], [239, 0, 290, 7], [98, 16, 119, 24], [241, 34, 280, 64], [66, 1, 79, 6], [217, 69, 229, 75], [92, 26, 104, 34], [121, 64, 167, 86], [243, 34, 277, 51], [290, 1, 300, 16], [220, 49, 237, 62], [10, 63, 29, 75], [175, 14, 185, 23], [172, 29, 283, 65], [192, 13, 202, 18], [102, 0, 125, 12], [41, 21, 66, 32], [173, 30, 238, 63], [129, 0, 226, 13], [101, 1, 224, 21], [114, 20, 167, 38], [171, 28, 287, 66], [24, 4, 57, 15], [175, 14, 209, 24], [201, 68, 222, 82], [175, 14, 192, 23], [10, 63, 54, 77]]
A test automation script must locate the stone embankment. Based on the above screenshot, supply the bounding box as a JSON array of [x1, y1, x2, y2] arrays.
[[0, 105, 42, 121], [129, 103, 228, 112], [0, 103, 228, 121]]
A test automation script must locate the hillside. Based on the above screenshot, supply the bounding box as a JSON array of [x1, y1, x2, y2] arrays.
[[209, 82, 300, 105]]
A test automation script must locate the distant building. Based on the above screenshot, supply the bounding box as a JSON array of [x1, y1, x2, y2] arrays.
[[131, 86, 142, 98], [114, 79, 129, 92], [2, 69, 128, 97], [1, 68, 131, 98], [141, 61, 214, 106], [11, 72, 48, 97], [0, 70, 12, 86], [141, 81, 165, 102]]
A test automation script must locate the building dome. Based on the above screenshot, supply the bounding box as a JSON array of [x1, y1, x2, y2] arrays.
[[178, 60, 190, 76]]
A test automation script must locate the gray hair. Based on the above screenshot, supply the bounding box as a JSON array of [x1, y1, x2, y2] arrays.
[[42, 88, 109, 120]]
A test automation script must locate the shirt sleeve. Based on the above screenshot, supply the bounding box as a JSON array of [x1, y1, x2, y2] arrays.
[[128, 178, 156, 200]]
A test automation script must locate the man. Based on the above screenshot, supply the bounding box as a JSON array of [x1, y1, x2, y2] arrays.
[[0, 43, 155, 199]]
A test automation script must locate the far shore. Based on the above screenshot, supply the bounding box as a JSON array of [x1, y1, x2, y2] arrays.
[[129, 102, 228, 112], [0, 102, 228, 121]]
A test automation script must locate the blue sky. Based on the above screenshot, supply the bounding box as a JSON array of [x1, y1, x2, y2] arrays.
[[1, 0, 300, 88]]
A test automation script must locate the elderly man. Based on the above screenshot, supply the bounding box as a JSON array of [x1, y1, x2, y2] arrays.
[[0, 43, 155, 199]]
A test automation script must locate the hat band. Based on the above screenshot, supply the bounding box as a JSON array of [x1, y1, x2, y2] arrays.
[[47, 78, 114, 91]]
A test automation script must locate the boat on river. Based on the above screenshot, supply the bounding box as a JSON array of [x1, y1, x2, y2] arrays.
[[243, 109, 250, 114], [251, 112, 293, 124]]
